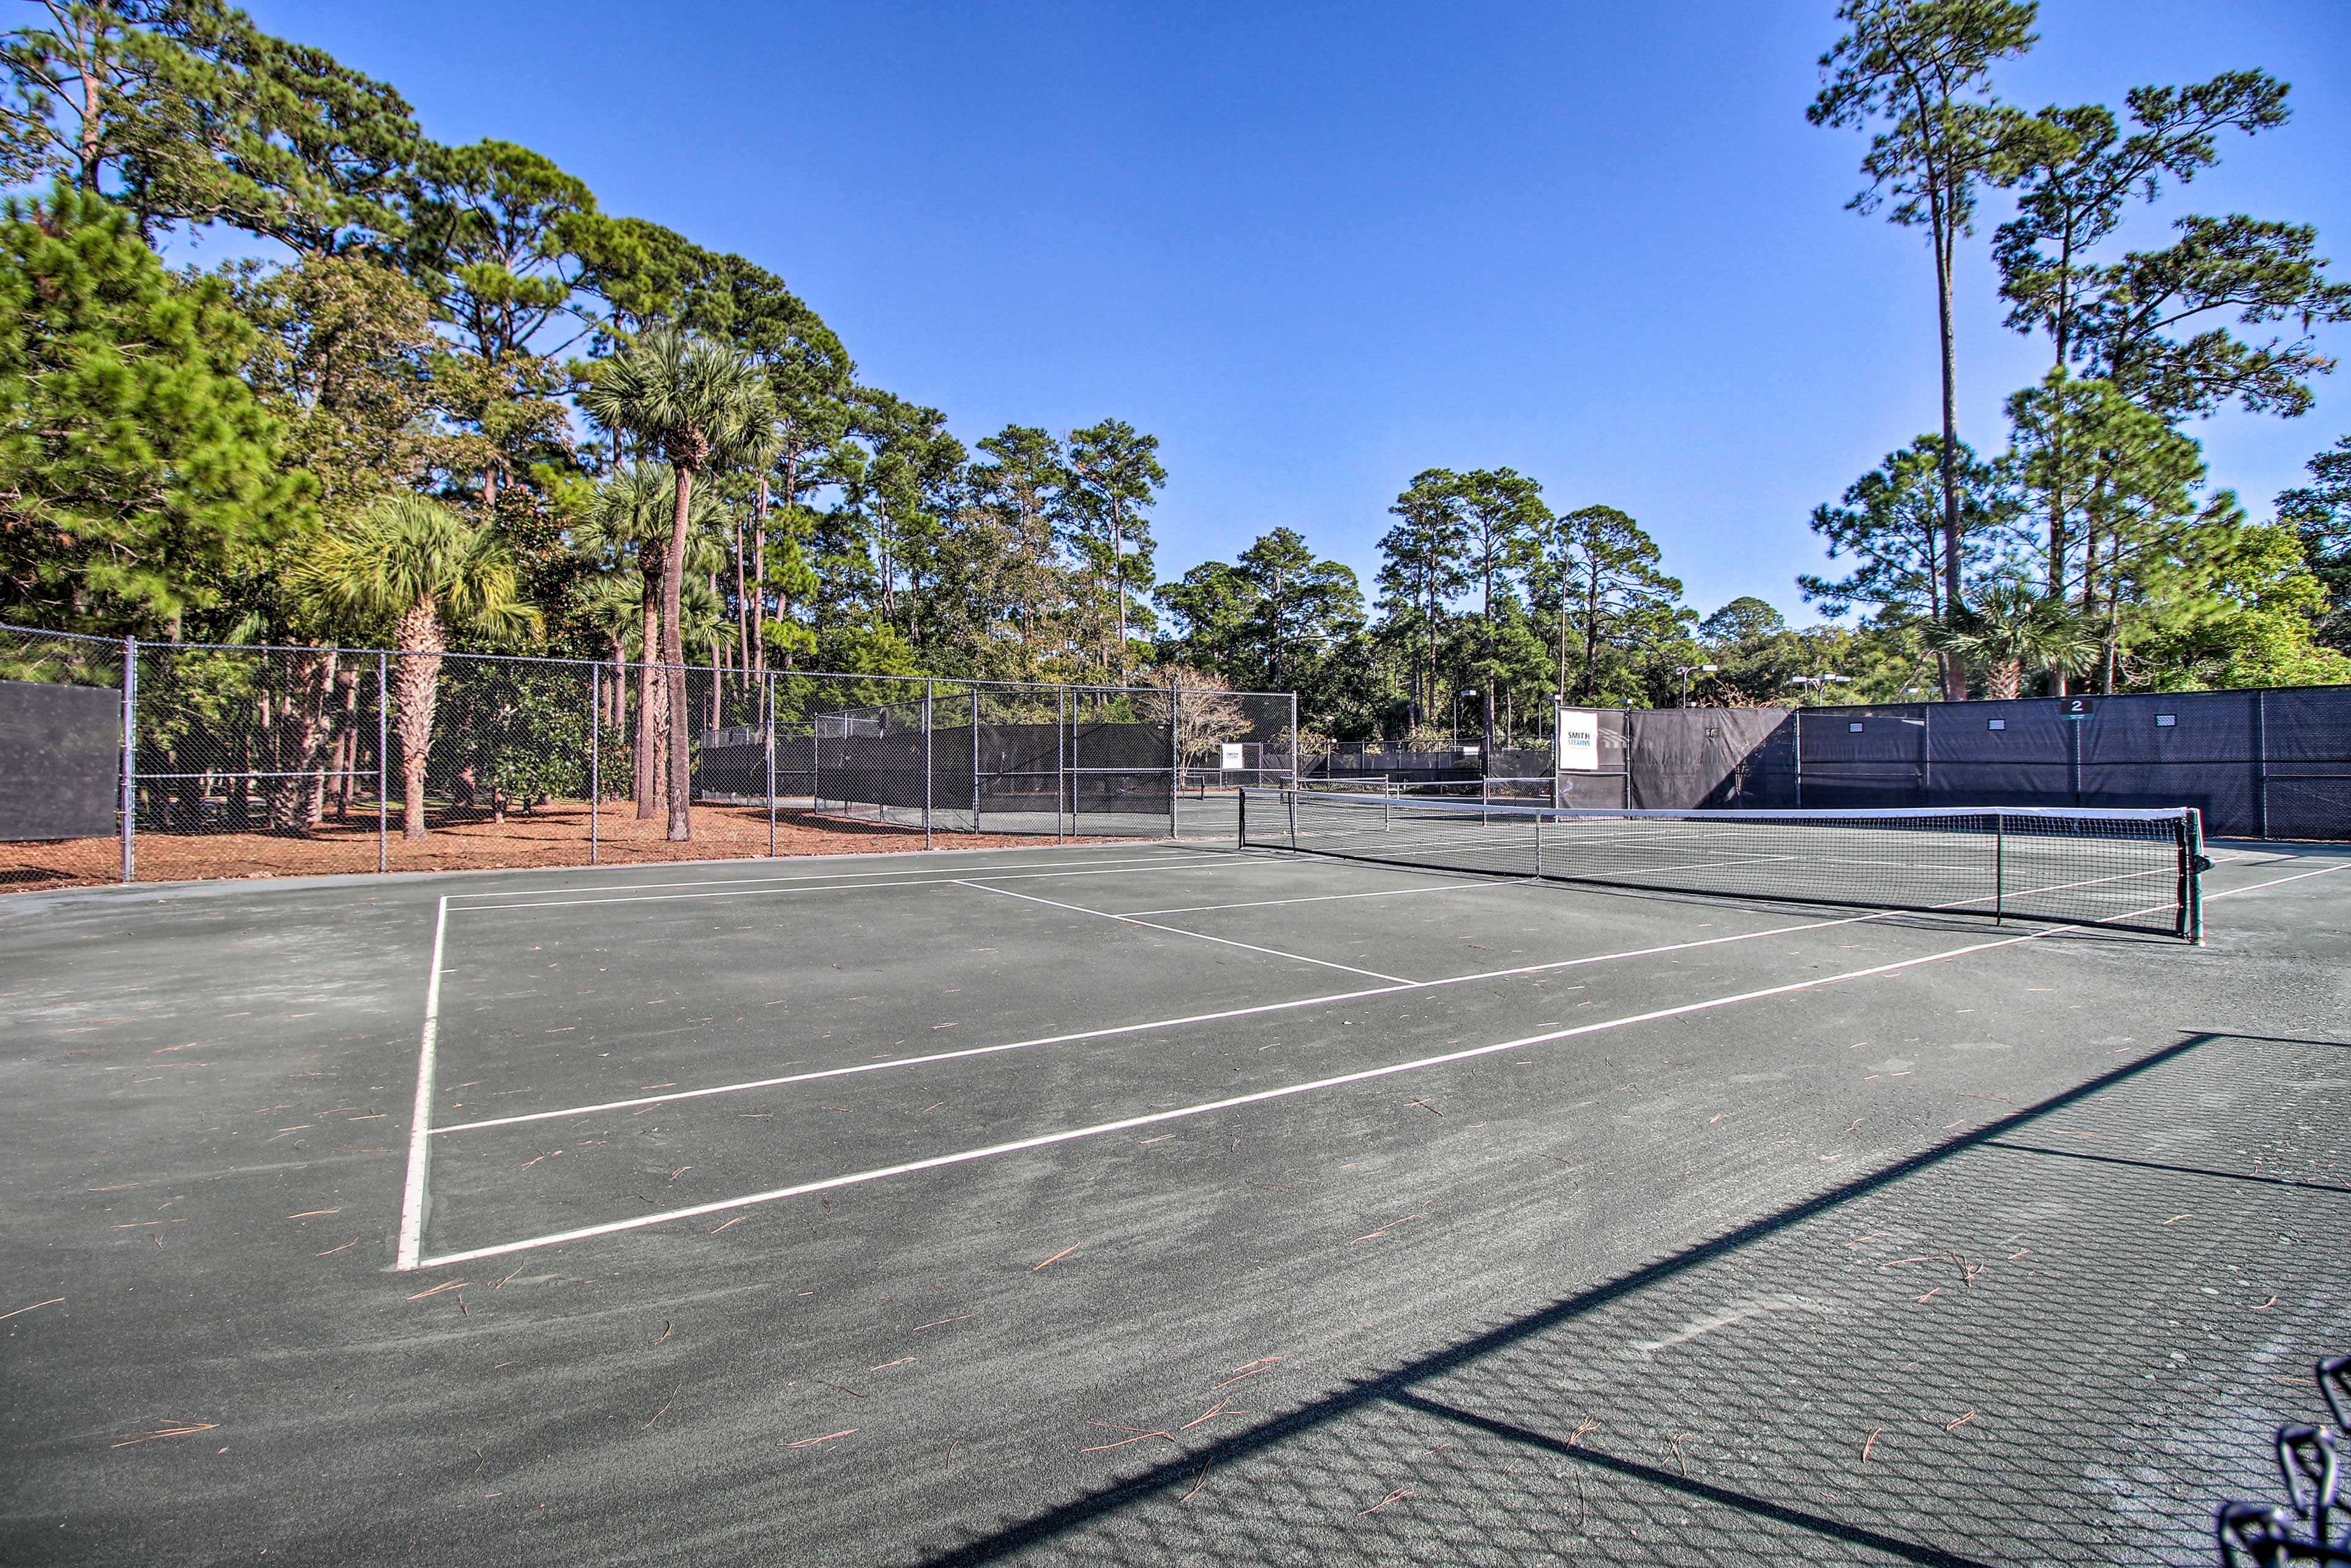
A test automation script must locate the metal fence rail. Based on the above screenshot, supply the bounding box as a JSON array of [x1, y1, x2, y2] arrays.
[[0, 623, 1296, 891]]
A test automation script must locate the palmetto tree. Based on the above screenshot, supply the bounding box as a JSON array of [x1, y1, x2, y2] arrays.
[[579, 463, 688, 817], [298, 495, 538, 839], [1922, 582, 2099, 699], [582, 327, 774, 840]]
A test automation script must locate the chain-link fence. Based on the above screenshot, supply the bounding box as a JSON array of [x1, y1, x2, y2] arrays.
[[0, 623, 1295, 891], [1297, 690, 2351, 833]]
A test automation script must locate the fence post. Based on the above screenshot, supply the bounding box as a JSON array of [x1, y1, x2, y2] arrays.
[[923, 678, 934, 851], [119, 637, 135, 884], [2068, 710, 2083, 806], [2254, 691, 2270, 839], [1057, 686, 1067, 842], [1289, 694, 1300, 849], [589, 661, 600, 867], [971, 689, 980, 830], [376, 652, 388, 874], [766, 674, 777, 858], [1919, 703, 1932, 806], [1792, 710, 1802, 808], [1289, 694, 1299, 794], [1169, 686, 1181, 840]]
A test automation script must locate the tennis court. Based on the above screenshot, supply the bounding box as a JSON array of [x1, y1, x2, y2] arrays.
[[4, 814, 2347, 1566]]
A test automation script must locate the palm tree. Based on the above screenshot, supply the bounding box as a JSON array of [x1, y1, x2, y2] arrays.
[[582, 327, 774, 840], [1923, 583, 2100, 700], [578, 464, 684, 819], [298, 496, 538, 839]]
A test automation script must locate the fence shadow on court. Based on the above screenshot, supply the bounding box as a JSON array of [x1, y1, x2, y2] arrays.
[[913, 1032, 2349, 1568]]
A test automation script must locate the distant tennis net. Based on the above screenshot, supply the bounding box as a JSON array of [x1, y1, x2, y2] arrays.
[[1239, 788, 2206, 939]]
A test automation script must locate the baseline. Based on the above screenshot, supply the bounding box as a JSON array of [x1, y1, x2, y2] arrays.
[[443, 852, 1257, 915], [439, 845, 1236, 907]]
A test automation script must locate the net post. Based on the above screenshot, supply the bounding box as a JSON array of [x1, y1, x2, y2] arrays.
[[1992, 810, 2004, 925], [765, 673, 777, 858], [1236, 784, 1247, 849], [1288, 783, 1298, 850], [2180, 808, 2203, 944], [119, 637, 135, 884], [1169, 685, 1181, 841], [376, 651, 388, 874], [589, 659, 601, 866], [922, 678, 934, 850], [1057, 686, 1067, 842]]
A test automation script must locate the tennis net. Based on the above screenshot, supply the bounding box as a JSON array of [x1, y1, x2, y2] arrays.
[[1237, 788, 2207, 939]]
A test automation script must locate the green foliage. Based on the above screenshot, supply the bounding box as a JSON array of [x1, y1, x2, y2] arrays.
[[298, 493, 536, 643], [2274, 435, 2351, 651], [0, 182, 310, 635]]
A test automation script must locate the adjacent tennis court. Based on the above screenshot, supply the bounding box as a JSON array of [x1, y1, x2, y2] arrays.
[[4, 817, 2346, 1567]]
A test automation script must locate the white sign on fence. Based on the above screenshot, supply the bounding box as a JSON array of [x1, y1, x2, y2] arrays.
[[1219, 743, 1246, 770], [1556, 706, 1601, 772]]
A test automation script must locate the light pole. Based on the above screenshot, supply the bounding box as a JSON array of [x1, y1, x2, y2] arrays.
[[1786, 674, 1853, 708], [1673, 663, 1718, 707], [1459, 688, 1487, 761]]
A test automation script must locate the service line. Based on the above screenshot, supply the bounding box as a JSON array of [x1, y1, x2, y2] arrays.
[[959, 880, 1415, 985], [430, 902, 1920, 1138]]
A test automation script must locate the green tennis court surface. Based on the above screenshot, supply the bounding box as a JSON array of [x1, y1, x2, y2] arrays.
[[2, 834, 2345, 1566]]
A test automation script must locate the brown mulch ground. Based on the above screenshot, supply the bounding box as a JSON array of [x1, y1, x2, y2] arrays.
[[0, 800, 1107, 894]]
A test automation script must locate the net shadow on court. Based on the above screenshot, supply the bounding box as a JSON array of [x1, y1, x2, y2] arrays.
[[905, 1030, 2349, 1568]]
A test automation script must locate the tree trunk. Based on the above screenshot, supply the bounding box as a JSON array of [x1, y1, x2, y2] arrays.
[[1987, 661, 2022, 701], [635, 540, 663, 819], [1933, 218, 1968, 702], [1580, 588, 1599, 706], [752, 475, 769, 677], [663, 466, 698, 841], [391, 602, 444, 841], [733, 509, 750, 694]]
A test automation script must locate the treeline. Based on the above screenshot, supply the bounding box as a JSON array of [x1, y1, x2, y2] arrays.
[[2, 0, 2349, 781], [0, 1, 1171, 700]]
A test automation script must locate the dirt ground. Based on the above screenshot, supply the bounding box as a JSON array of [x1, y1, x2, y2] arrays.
[[0, 800, 1101, 893]]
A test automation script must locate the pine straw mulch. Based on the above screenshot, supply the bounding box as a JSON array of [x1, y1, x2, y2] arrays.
[[0, 800, 1106, 894]]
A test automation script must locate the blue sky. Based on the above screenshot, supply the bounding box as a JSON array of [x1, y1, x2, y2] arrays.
[[238, 1, 2349, 626]]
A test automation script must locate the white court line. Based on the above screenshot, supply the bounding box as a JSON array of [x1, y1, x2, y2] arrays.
[[426, 852, 2239, 1139], [1121, 882, 1492, 917], [427, 904, 1926, 1137], [393, 895, 450, 1272], [408, 912, 2130, 1270], [405, 862, 2338, 1267], [452, 854, 1255, 913], [2204, 860, 2351, 899], [960, 880, 1415, 985], [442, 847, 1229, 905]]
